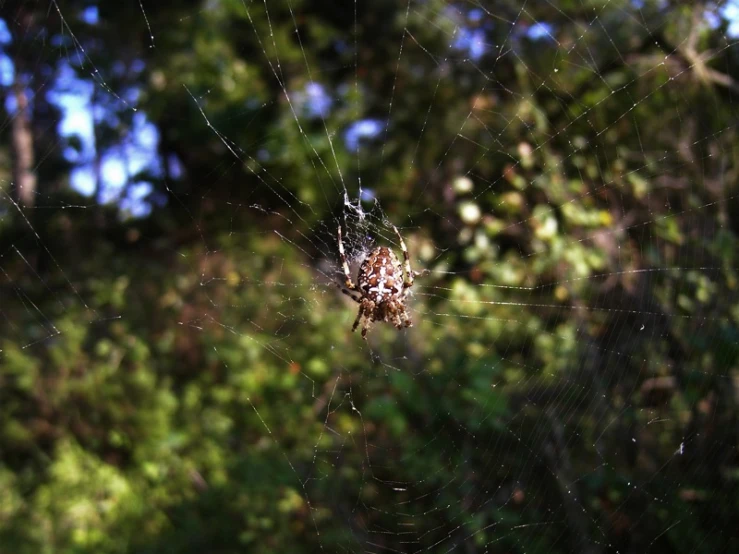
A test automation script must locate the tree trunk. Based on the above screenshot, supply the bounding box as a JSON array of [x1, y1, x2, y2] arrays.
[[11, 80, 36, 208]]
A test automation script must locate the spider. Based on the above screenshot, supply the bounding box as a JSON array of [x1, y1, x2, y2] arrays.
[[338, 224, 425, 339]]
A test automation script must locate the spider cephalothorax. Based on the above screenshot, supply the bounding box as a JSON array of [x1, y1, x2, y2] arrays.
[[338, 225, 424, 339]]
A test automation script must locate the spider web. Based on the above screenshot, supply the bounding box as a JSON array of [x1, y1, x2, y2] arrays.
[[1, 0, 739, 552]]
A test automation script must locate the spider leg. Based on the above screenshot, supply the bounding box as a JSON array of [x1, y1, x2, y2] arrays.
[[339, 286, 361, 303], [392, 225, 415, 290], [356, 300, 375, 340], [338, 226, 357, 290], [352, 305, 364, 333], [403, 309, 413, 328]]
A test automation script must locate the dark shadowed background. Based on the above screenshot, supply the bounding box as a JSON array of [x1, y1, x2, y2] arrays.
[[1, 0, 739, 552]]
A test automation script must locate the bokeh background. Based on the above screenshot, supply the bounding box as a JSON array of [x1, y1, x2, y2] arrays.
[[1, 0, 739, 552]]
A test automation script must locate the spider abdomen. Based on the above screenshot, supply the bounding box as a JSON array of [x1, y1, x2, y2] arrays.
[[358, 247, 404, 304]]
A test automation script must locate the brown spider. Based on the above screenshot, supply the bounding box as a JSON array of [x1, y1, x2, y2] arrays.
[[338, 224, 425, 339]]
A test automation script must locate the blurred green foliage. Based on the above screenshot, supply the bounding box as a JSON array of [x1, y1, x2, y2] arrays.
[[1, 0, 738, 552]]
